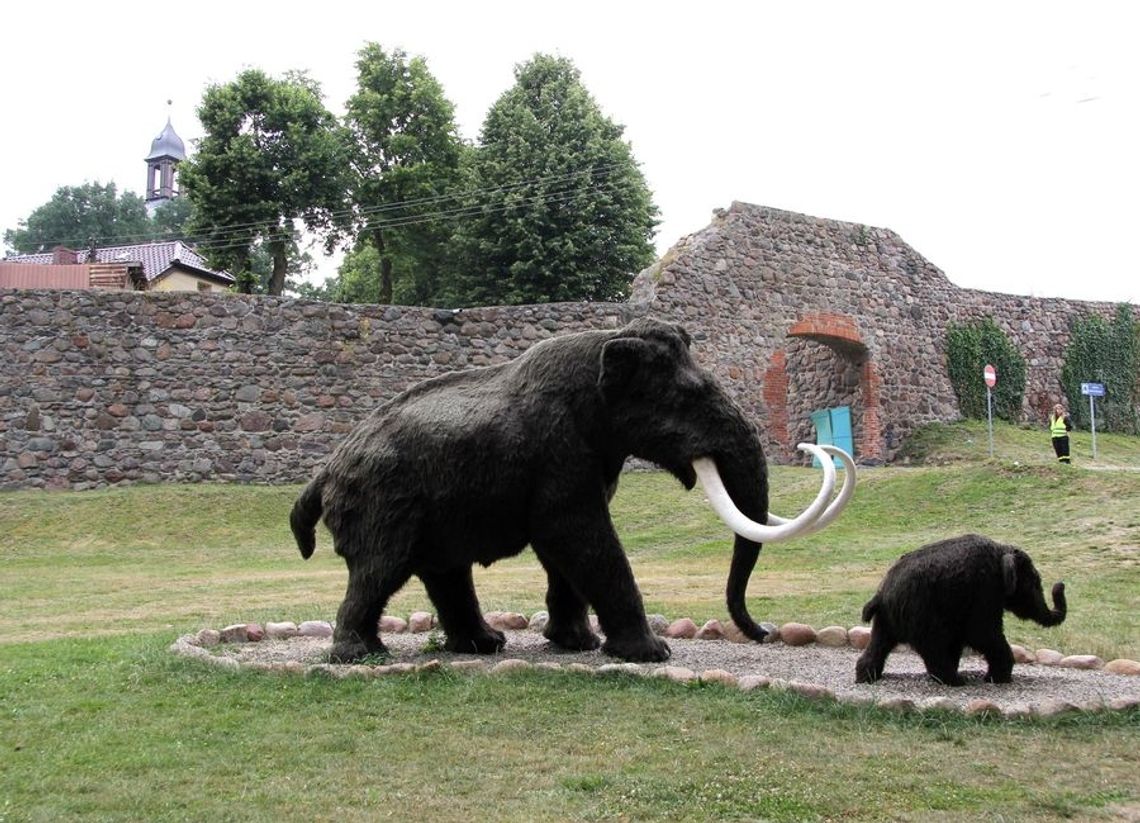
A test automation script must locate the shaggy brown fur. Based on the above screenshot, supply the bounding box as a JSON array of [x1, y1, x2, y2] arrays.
[[856, 534, 1066, 685], [291, 319, 778, 663]]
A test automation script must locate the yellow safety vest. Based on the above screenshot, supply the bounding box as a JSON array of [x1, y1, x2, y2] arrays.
[[1050, 415, 1069, 438]]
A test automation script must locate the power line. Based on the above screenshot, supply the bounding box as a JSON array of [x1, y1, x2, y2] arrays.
[[182, 174, 636, 259], [9, 162, 635, 253]]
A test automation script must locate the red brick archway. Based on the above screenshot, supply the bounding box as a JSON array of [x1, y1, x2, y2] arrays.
[[765, 312, 882, 462]]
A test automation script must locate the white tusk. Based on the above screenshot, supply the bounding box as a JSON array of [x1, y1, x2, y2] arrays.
[[767, 445, 857, 535], [693, 442, 837, 543]]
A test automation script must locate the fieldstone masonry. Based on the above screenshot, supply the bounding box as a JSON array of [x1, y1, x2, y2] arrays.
[[1, 201, 1123, 489]]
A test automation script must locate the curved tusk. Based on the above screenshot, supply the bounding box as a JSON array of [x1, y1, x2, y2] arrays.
[[767, 445, 857, 535], [692, 442, 836, 543]]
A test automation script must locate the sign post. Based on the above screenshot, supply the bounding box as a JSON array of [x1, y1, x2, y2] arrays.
[[1081, 382, 1105, 459], [983, 364, 996, 457]]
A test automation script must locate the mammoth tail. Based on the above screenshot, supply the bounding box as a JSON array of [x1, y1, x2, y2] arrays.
[[290, 474, 325, 560], [861, 594, 881, 624]]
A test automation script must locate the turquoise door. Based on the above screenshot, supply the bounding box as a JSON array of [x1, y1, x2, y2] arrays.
[[830, 406, 854, 460], [810, 406, 853, 467]]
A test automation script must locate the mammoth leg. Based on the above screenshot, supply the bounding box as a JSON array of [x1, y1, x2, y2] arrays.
[[855, 622, 897, 683], [976, 634, 1015, 684], [331, 555, 409, 663], [914, 639, 966, 687], [419, 568, 506, 654], [539, 565, 601, 652], [531, 499, 669, 663]]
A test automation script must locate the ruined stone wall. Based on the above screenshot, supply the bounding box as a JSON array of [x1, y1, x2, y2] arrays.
[[1, 201, 1124, 489], [631, 202, 1122, 461]]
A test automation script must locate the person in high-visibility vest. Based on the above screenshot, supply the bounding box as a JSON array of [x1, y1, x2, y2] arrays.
[[1050, 403, 1073, 464]]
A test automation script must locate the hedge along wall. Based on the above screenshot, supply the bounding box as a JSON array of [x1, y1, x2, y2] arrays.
[[0, 201, 1125, 490]]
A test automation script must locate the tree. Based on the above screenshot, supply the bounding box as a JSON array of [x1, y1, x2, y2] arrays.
[[1061, 304, 1138, 433], [342, 44, 467, 305], [945, 317, 1026, 422], [149, 197, 194, 239], [4, 182, 152, 254], [178, 69, 349, 295], [446, 54, 658, 307]]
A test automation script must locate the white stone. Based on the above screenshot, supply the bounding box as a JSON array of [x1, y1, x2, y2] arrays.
[[1059, 654, 1104, 670], [848, 626, 871, 650], [265, 621, 298, 639], [779, 623, 816, 646], [816, 625, 848, 647], [653, 665, 697, 684], [699, 669, 738, 687], [664, 618, 698, 639], [298, 620, 333, 638], [490, 658, 532, 674], [1035, 648, 1064, 665], [1105, 659, 1140, 676], [695, 619, 724, 640]]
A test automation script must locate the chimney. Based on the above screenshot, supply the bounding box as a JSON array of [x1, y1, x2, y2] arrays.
[[52, 246, 79, 265]]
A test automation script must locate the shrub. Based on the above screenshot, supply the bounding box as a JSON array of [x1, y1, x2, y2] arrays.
[[1060, 304, 1139, 434], [945, 317, 1026, 422]]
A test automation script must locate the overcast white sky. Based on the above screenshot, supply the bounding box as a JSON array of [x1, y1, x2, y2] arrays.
[[2, 1, 1136, 303]]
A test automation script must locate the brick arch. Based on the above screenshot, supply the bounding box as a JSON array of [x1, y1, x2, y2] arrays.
[[787, 312, 867, 355], [764, 312, 882, 463]]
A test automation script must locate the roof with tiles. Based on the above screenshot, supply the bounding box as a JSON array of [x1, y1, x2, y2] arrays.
[[4, 241, 233, 285]]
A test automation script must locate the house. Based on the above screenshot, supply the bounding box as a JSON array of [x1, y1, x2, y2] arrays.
[[2, 113, 234, 293], [2, 241, 234, 292]]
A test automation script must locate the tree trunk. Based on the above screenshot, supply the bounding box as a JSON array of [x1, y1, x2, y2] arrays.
[[268, 238, 288, 296], [372, 227, 393, 304], [235, 249, 253, 294]]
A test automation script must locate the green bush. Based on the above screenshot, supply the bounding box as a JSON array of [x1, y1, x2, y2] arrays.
[[945, 317, 1026, 422], [1061, 304, 1139, 434]]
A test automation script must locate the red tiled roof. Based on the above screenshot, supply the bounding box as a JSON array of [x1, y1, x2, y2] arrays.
[[4, 241, 234, 284]]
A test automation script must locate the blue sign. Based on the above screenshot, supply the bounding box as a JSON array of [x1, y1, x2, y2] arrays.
[[1081, 382, 1105, 397]]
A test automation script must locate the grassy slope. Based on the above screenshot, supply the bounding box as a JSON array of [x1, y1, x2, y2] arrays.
[[1, 420, 1138, 821]]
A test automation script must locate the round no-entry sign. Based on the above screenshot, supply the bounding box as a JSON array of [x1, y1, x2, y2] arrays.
[[984, 364, 996, 388]]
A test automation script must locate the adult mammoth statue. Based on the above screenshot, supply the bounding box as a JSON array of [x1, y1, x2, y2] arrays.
[[291, 318, 856, 663]]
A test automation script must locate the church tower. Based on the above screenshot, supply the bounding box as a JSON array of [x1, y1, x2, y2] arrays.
[[144, 104, 186, 215]]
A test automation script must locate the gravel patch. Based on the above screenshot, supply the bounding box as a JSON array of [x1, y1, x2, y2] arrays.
[[177, 628, 1140, 716]]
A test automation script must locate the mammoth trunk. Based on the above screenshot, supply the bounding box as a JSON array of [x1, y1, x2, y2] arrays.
[[726, 536, 767, 641], [716, 452, 770, 642], [1034, 582, 1068, 627]]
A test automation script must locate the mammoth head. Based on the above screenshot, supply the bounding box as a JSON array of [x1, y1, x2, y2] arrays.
[[1002, 548, 1067, 627], [595, 318, 857, 643], [596, 318, 855, 544], [598, 319, 762, 481]]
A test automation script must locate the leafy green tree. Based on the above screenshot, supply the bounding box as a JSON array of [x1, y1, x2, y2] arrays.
[[149, 197, 194, 239], [4, 182, 152, 253], [343, 44, 466, 304], [178, 69, 349, 295], [945, 317, 1027, 422], [446, 53, 658, 307], [1061, 304, 1138, 433]]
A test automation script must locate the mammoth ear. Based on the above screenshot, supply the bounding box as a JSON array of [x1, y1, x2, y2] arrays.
[[599, 338, 650, 401], [1001, 552, 1018, 597]]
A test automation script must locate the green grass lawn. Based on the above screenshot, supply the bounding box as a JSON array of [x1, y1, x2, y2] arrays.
[[1, 421, 1138, 821]]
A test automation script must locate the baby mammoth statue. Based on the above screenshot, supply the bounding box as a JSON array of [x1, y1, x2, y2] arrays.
[[855, 534, 1067, 686]]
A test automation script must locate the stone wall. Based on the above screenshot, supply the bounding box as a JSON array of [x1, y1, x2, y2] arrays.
[[1, 201, 1125, 489], [632, 203, 1122, 462], [0, 291, 638, 489]]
